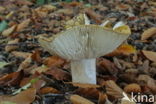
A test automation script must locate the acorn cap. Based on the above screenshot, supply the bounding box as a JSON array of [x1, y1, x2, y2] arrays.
[[39, 24, 130, 60]]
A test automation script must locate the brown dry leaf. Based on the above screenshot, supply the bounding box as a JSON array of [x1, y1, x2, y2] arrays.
[[107, 44, 136, 56], [35, 5, 56, 17], [31, 50, 42, 63], [97, 58, 118, 75], [69, 1, 82, 7], [56, 9, 73, 16], [18, 54, 32, 71], [124, 83, 141, 93], [137, 75, 156, 93], [0, 88, 36, 104], [75, 87, 99, 99], [39, 87, 60, 94], [0, 70, 24, 86], [116, 4, 130, 11], [147, 77, 156, 94], [2, 25, 17, 37], [98, 92, 107, 104], [142, 50, 156, 62], [11, 51, 32, 59], [43, 56, 65, 68], [70, 94, 95, 104], [5, 38, 19, 52], [16, 19, 31, 32], [44, 67, 70, 81], [105, 80, 124, 99], [141, 27, 156, 40], [85, 8, 102, 24]]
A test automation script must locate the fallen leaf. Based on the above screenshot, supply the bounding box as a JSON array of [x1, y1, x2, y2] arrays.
[[0, 70, 24, 86], [16, 19, 31, 32], [18, 55, 32, 71], [5, 38, 19, 52], [44, 67, 70, 81], [124, 83, 141, 93], [141, 27, 156, 40], [75, 87, 99, 99], [11, 51, 32, 59], [69, 1, 82, 7], [31, 50, 42, 63], [2, 25, 16, 37], [43, 56, 65, 68], [85, 8, 102, 24], [0, 88, 36, 104], [97, 58, 118, 75], [106, 44, 136, 56], [70, 94, 95, 104], [98, 92, 107, 104], [39, 87, 60, 94], [142, 50, 156, 62], [105, 80, 124, 99]]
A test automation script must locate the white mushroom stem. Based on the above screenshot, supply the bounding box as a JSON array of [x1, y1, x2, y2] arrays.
[[71, 59, 96, 84]]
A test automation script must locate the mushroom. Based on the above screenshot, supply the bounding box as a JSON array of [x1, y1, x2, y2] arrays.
[[39, 14, 131, 84]]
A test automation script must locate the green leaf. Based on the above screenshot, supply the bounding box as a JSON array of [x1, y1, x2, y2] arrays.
[[0, 20, 8, 32], [36, 0, 45, 5], [0, 61, 9, 68]]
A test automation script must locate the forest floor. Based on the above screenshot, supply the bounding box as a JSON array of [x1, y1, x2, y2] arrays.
[[0, 0, 156, 104]]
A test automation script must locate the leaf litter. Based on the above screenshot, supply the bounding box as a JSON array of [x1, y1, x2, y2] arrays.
[[0, 0, 156, 104]]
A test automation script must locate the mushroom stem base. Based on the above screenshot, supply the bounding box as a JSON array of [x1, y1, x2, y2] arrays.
[[71, 59, 96, 84]]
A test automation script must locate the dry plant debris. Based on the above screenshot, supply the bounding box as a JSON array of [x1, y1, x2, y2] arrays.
[[0, 0, 156, 104]]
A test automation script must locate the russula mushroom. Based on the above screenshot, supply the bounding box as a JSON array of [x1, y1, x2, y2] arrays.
[[39, 14, 131, 84]]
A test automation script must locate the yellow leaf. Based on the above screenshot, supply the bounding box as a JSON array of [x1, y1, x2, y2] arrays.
[[106, 44, 136, 56]]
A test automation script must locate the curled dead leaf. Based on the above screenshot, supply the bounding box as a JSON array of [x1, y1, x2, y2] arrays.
[[142, 50, 156, 62], [141, 27, 156, 40]]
